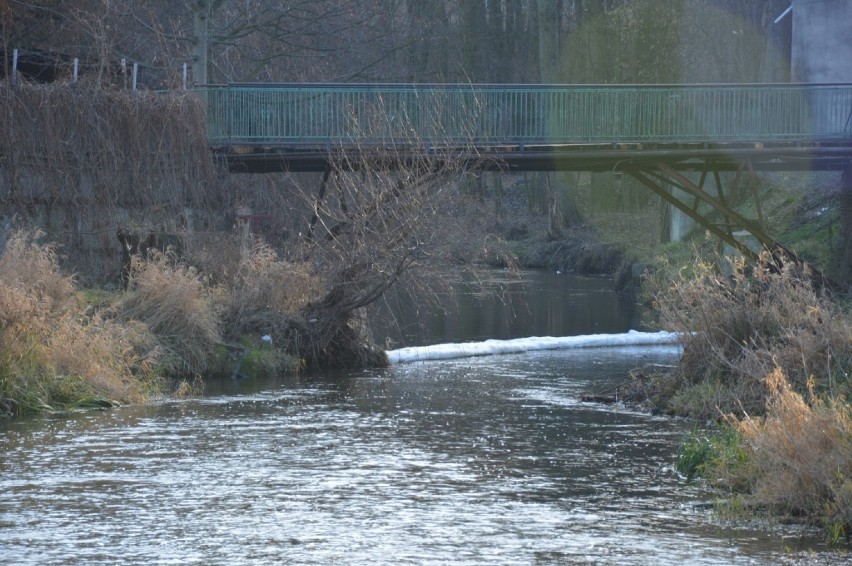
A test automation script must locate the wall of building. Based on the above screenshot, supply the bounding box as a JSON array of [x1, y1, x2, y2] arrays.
[[792, 0, 852, 82]]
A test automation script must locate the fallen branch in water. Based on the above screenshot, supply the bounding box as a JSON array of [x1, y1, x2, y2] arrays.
[[581, 376, 638, 404], [581, 365, 674, 407]]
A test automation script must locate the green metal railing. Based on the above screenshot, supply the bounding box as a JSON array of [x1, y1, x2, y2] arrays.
[[200, 83, 852, 146]]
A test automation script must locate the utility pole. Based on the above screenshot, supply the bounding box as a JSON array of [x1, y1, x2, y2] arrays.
[[192, 0, 211, 85]]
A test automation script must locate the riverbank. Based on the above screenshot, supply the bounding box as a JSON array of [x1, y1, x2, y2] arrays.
[[645, 252, 852, 545], [0, 227, 345, 417], [592, 174, 852, 545]]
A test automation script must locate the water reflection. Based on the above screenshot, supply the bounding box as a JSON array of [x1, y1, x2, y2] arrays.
[[371, 270, 641, 347]]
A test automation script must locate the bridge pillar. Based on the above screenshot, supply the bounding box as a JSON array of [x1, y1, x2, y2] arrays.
[[669, 187, 695, 242]]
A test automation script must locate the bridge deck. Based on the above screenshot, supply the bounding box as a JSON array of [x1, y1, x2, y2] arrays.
[[200, 83, 852, 172]]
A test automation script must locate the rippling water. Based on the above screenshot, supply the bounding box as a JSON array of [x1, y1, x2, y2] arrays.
[[0, 346, 836, 565]]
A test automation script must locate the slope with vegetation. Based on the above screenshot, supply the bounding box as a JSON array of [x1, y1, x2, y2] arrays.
[[623, 174, 852, 544]]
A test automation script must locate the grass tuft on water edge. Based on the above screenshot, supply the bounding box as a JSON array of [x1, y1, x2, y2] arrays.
[[679, 368, 852, 544], [0, 229, 161, 415]]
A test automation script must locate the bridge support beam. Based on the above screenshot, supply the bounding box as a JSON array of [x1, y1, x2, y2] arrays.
[[625, 159, 778, 261]]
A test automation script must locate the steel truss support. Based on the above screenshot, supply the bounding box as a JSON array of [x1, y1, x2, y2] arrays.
[[625, 159, 776, 261]]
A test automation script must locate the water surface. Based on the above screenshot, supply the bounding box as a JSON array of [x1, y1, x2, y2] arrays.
[[1, 348, 834, 564], [0, 272, 838, 564], [371, 270, 640, 347]]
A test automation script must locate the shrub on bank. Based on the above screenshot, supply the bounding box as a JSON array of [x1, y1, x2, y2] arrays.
[[219, 244, 321, 337], [649, 250, 852, 417], [678, 368, 852, 543], [213, 244, 321, 375], [654, 247, 852, 542], [0, 230, 157, 415], [0, 227, 373, 415], [113, 243, 318, 380]]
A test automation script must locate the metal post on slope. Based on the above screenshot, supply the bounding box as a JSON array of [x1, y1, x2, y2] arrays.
[[132, 63, 138, 90], [745, 160, 765, 227], [306, 169, 332, 241], [711, 168, 734, 244]]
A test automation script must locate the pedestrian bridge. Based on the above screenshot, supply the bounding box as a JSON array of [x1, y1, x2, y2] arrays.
[[202, 83, 852, 174], [201, 83, 852, 260]]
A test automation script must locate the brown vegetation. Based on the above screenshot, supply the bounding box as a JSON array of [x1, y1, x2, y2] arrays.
[[648, 250, 852, 418], [113, 251, 220, 377], [0, 81, 224, 281], [654, 247, 852, 541], [680, 368, 852, 542], [0, 230, 158, 415], [728, 369, 852, 539], [218, 244, 321, 338]]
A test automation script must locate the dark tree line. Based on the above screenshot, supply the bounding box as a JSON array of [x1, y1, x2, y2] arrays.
[[3, 0, 794, 86]]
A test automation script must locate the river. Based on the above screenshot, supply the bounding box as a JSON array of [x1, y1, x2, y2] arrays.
[[0, 272, 839, 564]]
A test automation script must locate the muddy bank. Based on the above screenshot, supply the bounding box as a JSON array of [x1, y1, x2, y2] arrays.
[[478, 220, 635, 291]]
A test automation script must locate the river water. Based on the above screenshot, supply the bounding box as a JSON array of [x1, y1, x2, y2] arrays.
[[0, 272, 840, 564]]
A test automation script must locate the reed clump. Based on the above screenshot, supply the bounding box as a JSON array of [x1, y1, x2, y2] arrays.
[[213, 244, 322, 375], [734, 368, 851, 541], [113, 251, 221, 377], [0, 229, 157, 415], [219, 244, 322, 338], [0, 228, 320, 416], [109, 241, 317, 380]]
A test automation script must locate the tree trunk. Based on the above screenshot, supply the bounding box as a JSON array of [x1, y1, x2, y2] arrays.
[[536, 0, 583, 233], [537, 0, 560, 82], [493, 173, 504, 219], [459, 0, 486, 81]]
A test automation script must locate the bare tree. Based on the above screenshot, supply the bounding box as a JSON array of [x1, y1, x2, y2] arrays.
[[3, 1, 420, 85], [172, 0, 416, 83], [280, 99, 484, 368]]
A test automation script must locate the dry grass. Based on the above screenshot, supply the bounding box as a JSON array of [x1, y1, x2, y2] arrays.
[[0, 228, 314, 413], [183, 232, 246, 283], [718, 369, 852, 541], [649, 249, 852, 417], [0, 229, 156, 414], [0, 228, 74, 311], [114, 251, 220, 376], [219, 243, 322, 337]]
